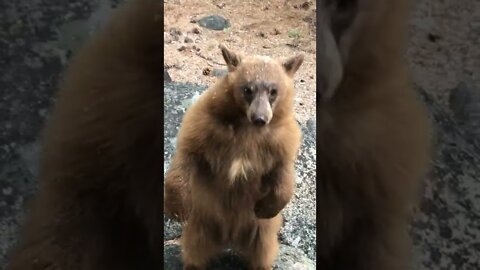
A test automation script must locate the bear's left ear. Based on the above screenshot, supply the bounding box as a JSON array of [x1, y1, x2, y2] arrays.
[[282, 54, 305, 77]]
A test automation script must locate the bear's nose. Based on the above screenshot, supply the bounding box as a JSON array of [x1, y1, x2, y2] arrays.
[[253, 116, 266, 126]]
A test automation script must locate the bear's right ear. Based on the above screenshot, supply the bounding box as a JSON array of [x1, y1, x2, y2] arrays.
[[219, 44, 242, 72], [317, 0, 359, 101]]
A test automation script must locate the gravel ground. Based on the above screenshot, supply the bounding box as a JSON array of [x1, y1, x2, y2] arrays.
[[164, 0, 317, 123]]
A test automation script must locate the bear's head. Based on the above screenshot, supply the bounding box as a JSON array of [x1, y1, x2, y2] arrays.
[[219, 45, 304, 127]]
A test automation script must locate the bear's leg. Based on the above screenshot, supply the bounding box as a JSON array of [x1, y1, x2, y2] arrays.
[[240, 215, 282, 270], [181, 215, 225, 270], [330, 218, 411, 270]]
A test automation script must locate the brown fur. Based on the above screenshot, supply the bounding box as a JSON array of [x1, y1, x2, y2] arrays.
[[316, 0, 432, 269], [164, 47, 304, 270], [7, 1, 164, 269]]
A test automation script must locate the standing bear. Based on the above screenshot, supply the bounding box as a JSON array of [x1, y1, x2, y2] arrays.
[[315, 0, 432, 269], [8, 0, 165, 269], [164, 45, 305, 270]]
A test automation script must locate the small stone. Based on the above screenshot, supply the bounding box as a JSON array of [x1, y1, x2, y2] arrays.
[[184, 36, 193, 43], [164, 32, 173, 43], [216, 3, 226, 9], [202, 67, 211, 76], [427, 33, 440, 42], [197, 15, 231, 31], [3, 187, 13, 195], [212, 68, 228, 77], [178, 46, 187, 52], [300, 1, 311, 10], [164, 69, 172, 82], [192, 27, 200, 34], [257, 32, 266, 38], [272, 28, 281, 35], [262, 45, 271, 49], [169, 27, 182, 40]]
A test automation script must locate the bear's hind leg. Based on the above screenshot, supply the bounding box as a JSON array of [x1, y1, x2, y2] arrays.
[[239, 215, 282, 270], [180, 215, 225, 270]]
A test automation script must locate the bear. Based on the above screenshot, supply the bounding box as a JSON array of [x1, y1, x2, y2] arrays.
[[315, 0, 432, 269], [7, 0, 165, 269], [164, 45, 305, 270]]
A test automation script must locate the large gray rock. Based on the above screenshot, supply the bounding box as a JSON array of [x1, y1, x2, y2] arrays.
[[163, 82, 317, 268], [410, 89, 480, 269]]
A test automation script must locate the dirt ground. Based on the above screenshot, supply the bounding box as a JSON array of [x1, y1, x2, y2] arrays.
[[164, 0, 317, 123]]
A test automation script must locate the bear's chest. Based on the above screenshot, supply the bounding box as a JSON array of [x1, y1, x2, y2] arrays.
[[205, 130, 278, 184]]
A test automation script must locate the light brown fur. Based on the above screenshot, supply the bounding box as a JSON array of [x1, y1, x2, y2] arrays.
[[316, 0, 432, 269], [164, 47, 304, 270], [7, 1, 164, 269]]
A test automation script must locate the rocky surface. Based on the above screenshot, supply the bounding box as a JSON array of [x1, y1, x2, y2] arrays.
[[0, 0, 479, 269], [410, 89, 480, 270]]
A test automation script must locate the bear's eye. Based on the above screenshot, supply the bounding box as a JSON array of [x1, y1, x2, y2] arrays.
[[244, 87, 253, 95], [270, 89, 277, 96]]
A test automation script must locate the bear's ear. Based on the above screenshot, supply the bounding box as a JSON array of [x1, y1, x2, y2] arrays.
[[326, 0, 359, 43], [317, 0, 359, 101], [219, 44, 242, 72], [282, 54, 305, 77]]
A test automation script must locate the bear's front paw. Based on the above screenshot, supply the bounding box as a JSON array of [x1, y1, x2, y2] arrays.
[[254, 199, 281, 219]]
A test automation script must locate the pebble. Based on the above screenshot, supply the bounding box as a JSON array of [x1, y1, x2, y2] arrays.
[[164, 69, 172, 82], [191, 27, 200, 34], [3, 187, 13, 195], [212, 68, 228, 77], [197, 15, 230, 31]]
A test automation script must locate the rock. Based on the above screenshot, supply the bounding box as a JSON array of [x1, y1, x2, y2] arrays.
[[164, 32, 173, 43], [197, 15, 231, 31], [411, 88, 480, 270], [191, 27, 200, 34], [184, 36, 193, 43], [215, 3, 226, 9], [272, 28, 281, 35], [449, 82, 480, 145], [164, 69, 172, 82], [169, 27, 182, 41], [212, 68, 227, 77], [202, 67, 211, 76], [164, 243, 315, 270]]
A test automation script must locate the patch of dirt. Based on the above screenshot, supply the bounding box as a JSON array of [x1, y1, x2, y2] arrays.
[[164, 0, 316, 123]]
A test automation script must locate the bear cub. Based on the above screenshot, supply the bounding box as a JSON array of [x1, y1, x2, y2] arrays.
[[164, 45, 304, 270]]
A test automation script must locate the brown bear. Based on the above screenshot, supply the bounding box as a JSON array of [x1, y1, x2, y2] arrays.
[[316, 0, 432, 269], [7, 0, 164, 269], [164, 45, 304, 270]]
